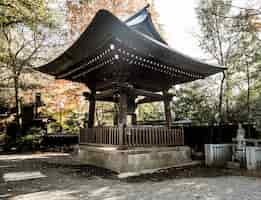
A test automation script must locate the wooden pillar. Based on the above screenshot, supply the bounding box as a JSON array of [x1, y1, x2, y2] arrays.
[[113, 103, 118, 126], [163, 90, 172, 128], [128, 95, 137, 126], [131, 113, 137, 125], [88, 91, 96, 128], [118, 92, 127, 145]]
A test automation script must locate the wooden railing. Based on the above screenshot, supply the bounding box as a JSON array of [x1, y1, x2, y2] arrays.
[[79, 126, 184, 147], [80, 127, 120, 145], [125, 126, 184, 147]]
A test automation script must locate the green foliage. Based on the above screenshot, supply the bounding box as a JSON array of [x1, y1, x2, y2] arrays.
[[4, 125, 44, 152], [46, 111, 84, 134], [0, 0, 51, 28], [18, 126, 43, 151], [173, 82, 218, 123], [196, 0, 234, 65], [0, 0, 57, 129], [196, 0, 261, 123], [0, 132, 7, 144], [196, 0, 235, 121], [15, 126, 43, 151], [137, 102, 164, 121], [63, 112, 84, 134], [26, 126, 45, 135], [95, 102, 114, 126], [19, 133, 42, 151], [47, 121, 61, 134]]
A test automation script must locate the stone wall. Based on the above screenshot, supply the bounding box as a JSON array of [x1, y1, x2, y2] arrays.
[[78, 145, 191, 173]]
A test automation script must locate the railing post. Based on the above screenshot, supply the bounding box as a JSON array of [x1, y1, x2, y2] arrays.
[[79, 128, 82, 144], [181, 127, 184, 145]]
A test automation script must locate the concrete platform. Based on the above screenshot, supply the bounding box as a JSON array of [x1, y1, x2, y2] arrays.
[[78, 145, 192, 173]]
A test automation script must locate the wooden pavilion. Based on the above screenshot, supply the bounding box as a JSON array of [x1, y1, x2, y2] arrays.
[[38, 6, 225, 173]]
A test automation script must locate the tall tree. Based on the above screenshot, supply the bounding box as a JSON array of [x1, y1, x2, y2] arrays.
[[229, 8, 261, 121], [0, 0, 52, 128], [196, 0, 261, 123], [196, 0, 241, 121]]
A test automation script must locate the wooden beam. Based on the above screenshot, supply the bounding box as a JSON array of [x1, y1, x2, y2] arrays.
[[95, 96, 119, 102], [95, 89, 115, 98], [133, 88, 163, 98], [95, 88, 119, 99], [95, 83, 163, 100], [117, 83, 163, 98], [136, 93, 173, 105], [93, 81, 116, 92], [136, 96, 163, 104], [83, 90, 119, 102]]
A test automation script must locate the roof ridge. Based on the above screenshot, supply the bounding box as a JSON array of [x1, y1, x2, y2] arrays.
[[124, 4, 150, 23]]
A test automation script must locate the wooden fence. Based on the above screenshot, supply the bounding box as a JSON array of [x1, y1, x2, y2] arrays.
[[125, 126, 184, 146], [80, 127, 120, 145], [80, 126, 184, 146]]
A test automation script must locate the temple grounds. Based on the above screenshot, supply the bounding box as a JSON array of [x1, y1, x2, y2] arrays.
[[1, 153, 261, 200]]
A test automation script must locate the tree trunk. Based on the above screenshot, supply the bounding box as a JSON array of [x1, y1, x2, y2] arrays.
[[14, 76, 21, 129], [246, 61, 250, 120]]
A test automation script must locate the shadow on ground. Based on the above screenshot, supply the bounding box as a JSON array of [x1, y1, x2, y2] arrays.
[[1, 153, 261, 200]]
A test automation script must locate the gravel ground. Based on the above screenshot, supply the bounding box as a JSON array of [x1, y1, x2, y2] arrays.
[[0, 153, 261, 200]]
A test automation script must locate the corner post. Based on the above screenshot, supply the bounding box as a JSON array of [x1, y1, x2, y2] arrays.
[[163, 90, 172, 128], [118, 91, 127, 145], [131, 113, 137, 125], [88, 90, 96, 128]]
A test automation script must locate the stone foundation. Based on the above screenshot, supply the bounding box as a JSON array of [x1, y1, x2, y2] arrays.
[[78, 145, 191, 173]]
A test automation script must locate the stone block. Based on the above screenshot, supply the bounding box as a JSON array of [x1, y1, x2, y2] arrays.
[[78, 145, 192, 173]]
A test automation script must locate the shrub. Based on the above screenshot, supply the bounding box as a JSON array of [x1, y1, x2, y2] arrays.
[[63, 112, 83, 134], [0, 132, 7, 144], [18, 133, 43, 151], [47, 121, 62, 134], [15, 126, 44, 151]]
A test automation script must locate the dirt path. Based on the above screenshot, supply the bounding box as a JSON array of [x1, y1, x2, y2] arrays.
[[0, 153, 261, 200]]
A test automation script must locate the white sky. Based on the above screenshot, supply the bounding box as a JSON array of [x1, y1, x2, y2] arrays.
[[154, 0, 203, 59], [154, 0, 259, 61]]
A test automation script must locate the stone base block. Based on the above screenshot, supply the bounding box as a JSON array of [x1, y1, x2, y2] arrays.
[[78, 145, 191, 173]]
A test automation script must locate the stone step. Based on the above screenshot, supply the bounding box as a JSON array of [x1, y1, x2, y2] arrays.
[[118, 160, 203, 178]]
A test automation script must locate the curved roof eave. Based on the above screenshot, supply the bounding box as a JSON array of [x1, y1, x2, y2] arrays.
[[134, 30, 226, 74], [36, 9, 226, 77], [124, 4, 167, 44]]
